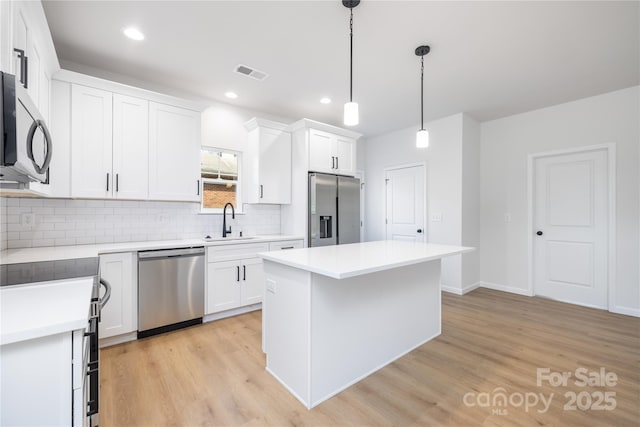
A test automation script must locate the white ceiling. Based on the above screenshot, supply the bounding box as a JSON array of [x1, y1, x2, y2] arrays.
[[42, 1, 639, 137]]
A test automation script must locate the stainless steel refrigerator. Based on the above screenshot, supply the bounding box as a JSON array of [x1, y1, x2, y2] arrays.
[[308, 172, 360, 247]]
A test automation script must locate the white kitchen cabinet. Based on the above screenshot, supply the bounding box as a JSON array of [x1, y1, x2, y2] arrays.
[[149, 102, 201, 202], [308, 128, 356, 176], [1, 330, 86, 426], [244, 118, 292, 204], [71, 87, 150, 200], [113, 94, 149, 199], [268, 239, 304, 251], [206, 243, 269, 314], [99, 252, 137, 340], [241, 257, 264, 305], [207, 260, 242, 313], [71, 84, 113, 198]]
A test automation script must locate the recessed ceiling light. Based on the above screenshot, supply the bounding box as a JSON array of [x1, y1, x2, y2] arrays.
[[225, 91, 238, 99], [123, 27, 145, 41], [320, 97, 331, 104]]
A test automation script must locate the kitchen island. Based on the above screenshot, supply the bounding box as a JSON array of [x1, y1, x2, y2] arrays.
[[259, 240, 473, 409]]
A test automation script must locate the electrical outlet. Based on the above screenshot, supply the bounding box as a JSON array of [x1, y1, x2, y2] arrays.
[[157, 214, 169, 223], [266, 279, 276, 294], [21, 213, 35, 228], [504, 213, 512, 223], [431, 212, 443, 222]]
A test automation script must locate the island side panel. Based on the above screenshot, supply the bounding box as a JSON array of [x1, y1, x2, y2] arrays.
[[309, 260, 441, 407], [263, 260, 312, 407]]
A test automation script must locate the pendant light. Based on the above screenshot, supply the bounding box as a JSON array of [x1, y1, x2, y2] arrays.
[[415, 45, 430, 148], [343, 0, 360, 126]]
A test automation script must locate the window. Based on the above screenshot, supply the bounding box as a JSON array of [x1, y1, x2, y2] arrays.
[[200, 148, 241, 213]]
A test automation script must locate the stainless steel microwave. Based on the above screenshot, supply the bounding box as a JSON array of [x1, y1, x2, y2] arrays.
[[1, 71, 52, 184]]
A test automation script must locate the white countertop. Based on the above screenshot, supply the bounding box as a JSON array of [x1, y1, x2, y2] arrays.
[[0, 235, 304, 265], [1, 277, 94, 345], [259, 240, 474, 279]]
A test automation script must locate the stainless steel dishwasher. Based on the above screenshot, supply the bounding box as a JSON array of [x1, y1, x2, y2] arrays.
[[138, 247, 205, 338]]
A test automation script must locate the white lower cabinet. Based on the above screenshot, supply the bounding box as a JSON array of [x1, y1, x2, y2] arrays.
[[206, 243, 268, 314], [1, 330, 85, 426], [99, 252, 137, 339], [206, 241, 304, 315]]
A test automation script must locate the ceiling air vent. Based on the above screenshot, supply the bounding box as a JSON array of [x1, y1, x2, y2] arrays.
[[234, 64, 269, 81]]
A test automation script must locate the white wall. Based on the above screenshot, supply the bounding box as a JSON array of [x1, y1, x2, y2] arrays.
[[365, 113, 481, 290], [201, 103, 293, 152], [480, 86, 640, 314], [461, 115, 481, 289]]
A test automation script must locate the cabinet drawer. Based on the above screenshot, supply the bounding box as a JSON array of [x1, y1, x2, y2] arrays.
[[268, 240, 304, 251], [207, 243, 269, 263]]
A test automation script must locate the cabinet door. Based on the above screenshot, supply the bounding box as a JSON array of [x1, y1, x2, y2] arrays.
[[336, 136, 356, 176], [207, 260, 242, 314], [241, 257, 264, 306], [308, 129, 335, 173], [99, 253, 137, 339], [113, 94, 149, 200], [71, 85, 113, 198], [148, 102, 200, 202], [258, 128, 291, 204]]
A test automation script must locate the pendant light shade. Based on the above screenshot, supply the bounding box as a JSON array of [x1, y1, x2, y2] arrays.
[[416, 129, 429, 148], [344, 102, 359, 126], [415, 45, 430, 148], [343, 1, 360, 126]]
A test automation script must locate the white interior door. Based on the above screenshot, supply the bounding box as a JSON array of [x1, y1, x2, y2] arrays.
[[534, 149, 608, 309], [385, 165, 425, 242]]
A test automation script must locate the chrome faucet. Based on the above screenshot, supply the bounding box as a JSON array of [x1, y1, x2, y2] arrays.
[[222, 202, 235, 238]]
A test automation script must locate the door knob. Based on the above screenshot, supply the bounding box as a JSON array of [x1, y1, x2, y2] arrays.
[[536, 231, 543, 236], [417, 229, 423, 233]]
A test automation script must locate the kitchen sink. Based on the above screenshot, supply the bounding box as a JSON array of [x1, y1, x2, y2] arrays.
[[203, 236, 258, 242]]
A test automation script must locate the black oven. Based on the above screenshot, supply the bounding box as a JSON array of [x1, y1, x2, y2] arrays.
[[86, 276, 111, 427]]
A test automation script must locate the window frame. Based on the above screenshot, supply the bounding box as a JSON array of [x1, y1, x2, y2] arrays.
[[200, 147, 243, 214]]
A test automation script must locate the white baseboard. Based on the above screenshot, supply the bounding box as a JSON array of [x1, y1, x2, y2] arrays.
[[441, 281, 481, 295], [479, 281, 534, 297], [99, 331, 137, 348], [203, 303, 262, 323], [610, 305, 640, 318]]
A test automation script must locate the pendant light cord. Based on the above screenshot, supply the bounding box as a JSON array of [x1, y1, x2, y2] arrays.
[[349, 8, 354, 102], [420, 55, 424, 130]]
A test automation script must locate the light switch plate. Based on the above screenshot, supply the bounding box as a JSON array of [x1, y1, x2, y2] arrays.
[[266, 279, 276, 294], [431, 213, 442, 222], [504, 213, 512, 222]]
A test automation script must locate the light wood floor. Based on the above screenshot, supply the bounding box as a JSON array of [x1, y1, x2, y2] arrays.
[[101, 288, 640, 426]]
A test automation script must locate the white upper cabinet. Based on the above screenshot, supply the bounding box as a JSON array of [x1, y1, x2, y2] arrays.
[[304, 122, 358, 176], [149, 102, 201, 202], [113, 94, 149, 199], [335, 135, 355, 175], [244, 118, 292, 204], [70, 84, 113, 198], [308, 129, 334, 173], [71, 87, 150, 200], [2, 1, 58, 120]]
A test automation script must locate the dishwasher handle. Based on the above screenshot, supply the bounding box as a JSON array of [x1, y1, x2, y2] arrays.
[[138, 247, 205, 260]]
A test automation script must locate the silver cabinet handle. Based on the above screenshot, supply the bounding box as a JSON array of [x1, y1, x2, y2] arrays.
[[260, 184, 264, 199], [116, 173, 119, 192], [243, 265, 246, 281], [106, 173, 109, 191], [332, 156, 335, 169], [236, 266, 240, 282], [197, 179, 200, 196], [336, 157, 339, 170]]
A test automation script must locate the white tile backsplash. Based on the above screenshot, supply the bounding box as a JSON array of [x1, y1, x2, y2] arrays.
[[0, 198, 281, 249]]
